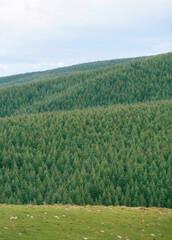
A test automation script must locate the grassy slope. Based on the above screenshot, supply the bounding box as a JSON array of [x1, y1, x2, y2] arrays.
[[0, 205, 171, 240], [0, 56, 145, 88], [0, 52, 171, 118]]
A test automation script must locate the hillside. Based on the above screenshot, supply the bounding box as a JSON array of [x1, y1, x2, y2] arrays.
[[0, 56, 145, 88], [0, 205, 171, 240], [0, 52, 171, 118], [0, 100, 171, 207], [0, 52, 171, 210]]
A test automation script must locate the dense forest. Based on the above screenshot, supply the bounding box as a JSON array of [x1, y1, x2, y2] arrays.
[[0, 101, 171, 207], [0, 52, 171, 207], [0, 52, 171, 118], [0, 56, 145, 88]]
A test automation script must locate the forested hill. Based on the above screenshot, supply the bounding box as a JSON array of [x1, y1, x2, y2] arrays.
[[0, 56, 145, 88], [0, 51, 171, 208], [0, 52, 171, 118], [0, 100, 171, 207]]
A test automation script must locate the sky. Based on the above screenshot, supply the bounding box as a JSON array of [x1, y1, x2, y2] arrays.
[[0, 0, 172, 77]]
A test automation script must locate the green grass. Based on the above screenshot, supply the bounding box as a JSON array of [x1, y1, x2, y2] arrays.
[[0, 205, 171, 240]]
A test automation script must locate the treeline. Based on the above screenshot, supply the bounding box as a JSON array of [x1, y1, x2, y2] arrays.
[[0, 52, 171, 118], [0, 56, 145, 88], [0, 100, 171, 207]]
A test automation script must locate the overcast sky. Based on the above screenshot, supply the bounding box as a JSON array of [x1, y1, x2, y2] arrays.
[[0, 0, 172, 77]]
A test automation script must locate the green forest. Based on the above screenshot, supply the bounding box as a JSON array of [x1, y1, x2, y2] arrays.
[[0, 53, 171, 118], [0, 52, 171, 207]]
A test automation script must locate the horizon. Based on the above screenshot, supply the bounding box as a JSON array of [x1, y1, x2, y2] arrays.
[[0, 51, 170, 78]]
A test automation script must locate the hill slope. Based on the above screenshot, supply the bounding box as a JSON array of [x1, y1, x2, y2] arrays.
[[0, 56, 145, 88], [0, 205, 171, 240], [0, 100, 171, 207], [0, 52, 171, 118]]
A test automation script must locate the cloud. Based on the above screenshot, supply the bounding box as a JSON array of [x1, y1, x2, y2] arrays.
[[0, 0, 171, 30], [153, 41, 172, 53], [32, 62, 65, 71], [0, 0, 171, 76], [0, 62, 65, 77]]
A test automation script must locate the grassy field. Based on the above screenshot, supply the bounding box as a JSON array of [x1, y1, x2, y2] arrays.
[[0, 205, 171, 240]]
